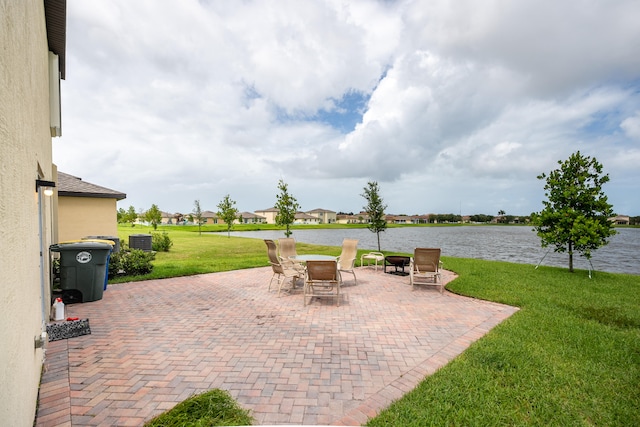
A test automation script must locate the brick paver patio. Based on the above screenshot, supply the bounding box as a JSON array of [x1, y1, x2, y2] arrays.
[[36, 266, 518, 426]]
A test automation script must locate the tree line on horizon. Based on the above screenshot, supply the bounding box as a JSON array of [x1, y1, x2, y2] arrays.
[[117, 152, 632, 273]]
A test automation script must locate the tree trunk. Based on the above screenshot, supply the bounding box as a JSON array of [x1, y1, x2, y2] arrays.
[[376, 232, 381, 251], [568, 240, 574, 273]]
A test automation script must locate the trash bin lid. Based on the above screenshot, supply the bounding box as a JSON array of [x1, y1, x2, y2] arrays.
[[80, 239, 116, 246], [50, 241, 114, 251]]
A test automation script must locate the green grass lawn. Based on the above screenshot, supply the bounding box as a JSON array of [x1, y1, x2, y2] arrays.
[[369, 259, 639, 426], [144, 389, 253, 427], [117, 226, 639, 426], [112, 225, 345, 283]]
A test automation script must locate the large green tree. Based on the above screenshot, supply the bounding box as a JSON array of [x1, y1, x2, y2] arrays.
[[117, 205, 138, 227], [125, 205, 138, 227], [143, 204, 162, 230], [217, 194, 240, 237], [532, 151, 615, 272], [361, 181, 387, 251], [274, 179, 300, 238]]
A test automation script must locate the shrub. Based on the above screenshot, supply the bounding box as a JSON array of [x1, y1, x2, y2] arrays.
[[152, 232, 173, 252], [108, 253, 120, 277], [108, 249, 155, 277], [121, 249, 155, 276]]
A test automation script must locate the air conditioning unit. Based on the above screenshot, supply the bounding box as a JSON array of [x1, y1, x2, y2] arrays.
[[129, 234, 153, 251]]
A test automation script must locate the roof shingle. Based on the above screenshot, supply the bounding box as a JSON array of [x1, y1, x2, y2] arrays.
[[57, 172, 126, 200]]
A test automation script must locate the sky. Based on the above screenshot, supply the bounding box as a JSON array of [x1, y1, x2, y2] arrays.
[[54, 0, 640, 217]]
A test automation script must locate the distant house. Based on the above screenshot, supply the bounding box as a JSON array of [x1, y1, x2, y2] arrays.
[[174, 212, 185, 223], [610, 215, 630, 225], [160, 212, 186, 225], [337, 212, 369, 224], [386, 215, 411, 224], [255, 207, 279, 224], [201, 210, 219, 224], [239, 211, 266, 224], [337, 214, 362, 224], [57, 172, 126, 242], [409, 215, 430, 224], [294, 211, 320, 224], [160, 211, 174, 224], [306, 208, 337, 224], [386, 215, 429, 224]]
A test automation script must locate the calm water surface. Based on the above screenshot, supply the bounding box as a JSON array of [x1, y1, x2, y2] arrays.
[[228, 226, 640, 275]]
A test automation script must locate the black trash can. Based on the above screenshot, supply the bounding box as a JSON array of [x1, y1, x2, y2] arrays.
[[84, 235, 120, 252], [50, 241, 113, 303], [129, 234, 152, 251], [81, 238, 117, 291]]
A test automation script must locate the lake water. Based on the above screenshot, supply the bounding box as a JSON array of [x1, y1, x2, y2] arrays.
[[227, 226, 640, 275]]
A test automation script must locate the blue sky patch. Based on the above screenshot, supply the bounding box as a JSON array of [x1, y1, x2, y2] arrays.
[[316, 90, 370, 133], [271, 90, 371, 133]]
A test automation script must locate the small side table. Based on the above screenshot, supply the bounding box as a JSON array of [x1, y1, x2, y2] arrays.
[[361, 252, 384, 271]]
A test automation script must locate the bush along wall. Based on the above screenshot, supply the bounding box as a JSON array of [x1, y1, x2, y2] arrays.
[[109, 249, 155, 277]]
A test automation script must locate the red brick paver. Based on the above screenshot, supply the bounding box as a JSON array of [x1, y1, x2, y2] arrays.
[[36, 267, 518, 426]]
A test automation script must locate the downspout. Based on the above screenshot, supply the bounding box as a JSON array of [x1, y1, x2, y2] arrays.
[[36, 188, 48, 349]]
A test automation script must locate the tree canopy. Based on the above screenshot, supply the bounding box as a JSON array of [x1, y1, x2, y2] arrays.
[[217, 194, 240, 237], [118, 205, 138, 227], [361, 181, 387, 251], [192, 200, 205, 235], [532, 151, 616, 272], [143, 204, 162, 230], [274, 179, 300, 237]]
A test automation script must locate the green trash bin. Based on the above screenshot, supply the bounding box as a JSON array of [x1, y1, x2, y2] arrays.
[[50, 241, 113, 303]]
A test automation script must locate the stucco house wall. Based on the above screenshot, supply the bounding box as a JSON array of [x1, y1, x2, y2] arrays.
[[56, 172, 126, 242], [255, 208, 279, 224], [57, 196, 119, 241], [160, 211, 173, 224], [294, 212, 320, 224], [239, 211, 266, 224], [201, 210, 220, 224], [307, 208, 337, 224], [0, 1, 63, 425], [609, 215, 630, 225]]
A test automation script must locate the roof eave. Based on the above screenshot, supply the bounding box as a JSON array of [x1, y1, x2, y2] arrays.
[[59, 191, 127, 201], [44, 0, 67, 79]]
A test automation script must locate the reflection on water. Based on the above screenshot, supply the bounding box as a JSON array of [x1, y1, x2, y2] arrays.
[[228, 226, 640, 275]]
